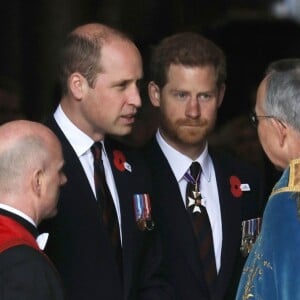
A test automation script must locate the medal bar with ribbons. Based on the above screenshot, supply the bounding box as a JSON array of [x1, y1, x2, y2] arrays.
[[133, 194, 155, 231]]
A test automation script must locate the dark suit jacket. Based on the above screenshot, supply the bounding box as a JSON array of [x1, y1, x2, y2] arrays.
[[143, 138, 264, 300], [40, 117, 173, 300], [0, 210, 65, 300]]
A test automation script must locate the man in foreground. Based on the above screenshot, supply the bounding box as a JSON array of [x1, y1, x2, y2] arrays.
[[0, 120, 67, 299]]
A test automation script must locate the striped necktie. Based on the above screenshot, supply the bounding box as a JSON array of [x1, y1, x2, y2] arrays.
[[186, 162, 217, 293], [91, 142, 122, 274]]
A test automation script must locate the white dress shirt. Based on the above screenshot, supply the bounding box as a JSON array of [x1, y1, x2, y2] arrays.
[[54, 105, 122, 241], [156, 130, 222, 272]]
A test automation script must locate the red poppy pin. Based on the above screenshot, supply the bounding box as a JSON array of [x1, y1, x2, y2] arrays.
[[229, 175, 251, 198], [113, 150, 132, 172]]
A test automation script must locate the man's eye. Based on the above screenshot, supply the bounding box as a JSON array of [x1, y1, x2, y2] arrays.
[[120, 83, 127, 88], [116, 83, 128, 90], [176, 92, 187, 99], [136, 80, 143, 90], [198, 94, 212, 101]]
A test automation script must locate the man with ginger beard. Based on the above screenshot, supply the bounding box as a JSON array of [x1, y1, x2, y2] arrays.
[[143, 32, 264, 299]]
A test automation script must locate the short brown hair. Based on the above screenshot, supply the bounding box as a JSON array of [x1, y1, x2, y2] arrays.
[[149, 32, 226, 88]]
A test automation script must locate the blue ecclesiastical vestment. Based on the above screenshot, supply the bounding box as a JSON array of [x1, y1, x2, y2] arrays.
[[236, 158, 300, 300]]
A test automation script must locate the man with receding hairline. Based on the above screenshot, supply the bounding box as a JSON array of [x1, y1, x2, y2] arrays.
[[0, 120, 67, 300], [40, 22, 173, 300], [236, 58, 300, 300]]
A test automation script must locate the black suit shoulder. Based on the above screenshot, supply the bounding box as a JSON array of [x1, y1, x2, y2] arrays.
[[0, 245, 65, 300], [209, 146, 260, 174]]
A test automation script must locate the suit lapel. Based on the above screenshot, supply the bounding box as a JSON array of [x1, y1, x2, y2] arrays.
[[145, 139, 205, 282], [210, 151, 241, 291], [104, 138, 138, 299]]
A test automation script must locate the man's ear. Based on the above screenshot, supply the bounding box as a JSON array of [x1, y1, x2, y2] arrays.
[[217, 84, 226, 108], [32, 169, 43, 197], [272, 118, 287, 147], [148, 81, 161, 107], [68, 72, 87, 100]]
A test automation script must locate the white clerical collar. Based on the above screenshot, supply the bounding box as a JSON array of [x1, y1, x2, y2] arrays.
[[156, 129, 212, 182], [0, 203, 36, 227], [0, 204, 49, 250]]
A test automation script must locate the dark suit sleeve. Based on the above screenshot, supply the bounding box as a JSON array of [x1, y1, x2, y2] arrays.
[[0, 245, 65, 300]]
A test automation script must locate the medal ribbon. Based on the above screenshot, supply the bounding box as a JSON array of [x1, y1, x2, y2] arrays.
[[242, 217, 262, 237], [133, 194, 152, 221], [184, 171, 201, 190]]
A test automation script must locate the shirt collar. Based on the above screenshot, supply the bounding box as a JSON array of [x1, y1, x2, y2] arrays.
[[0, 203, 37, 227], [156, 129, 212, 182], [54, 105, 107, 157]]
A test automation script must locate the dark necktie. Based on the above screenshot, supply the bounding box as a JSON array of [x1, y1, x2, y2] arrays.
[[186, 162, 217, 293], [91, 142, 122, 273]]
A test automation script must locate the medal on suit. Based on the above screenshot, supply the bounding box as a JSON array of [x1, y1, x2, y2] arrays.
[[133, 194, 155, 231], [240, 217, 262, 257], [184, 172, 205, 214]]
